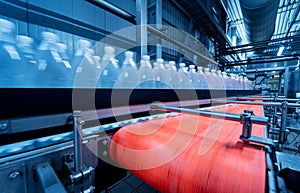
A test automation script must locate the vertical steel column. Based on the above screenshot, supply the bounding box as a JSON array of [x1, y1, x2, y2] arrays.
[[277, 72, 283, 95], [136, 0, 148, 60], [73, 111, 84, 172], [283, 62, 289, 97], [280, 102, 288, 147], [155, 0, 162, 59]]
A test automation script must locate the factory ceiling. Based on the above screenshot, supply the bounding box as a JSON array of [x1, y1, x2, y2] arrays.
[[173, 0, 300, 67], [219, 0, 300, 67]]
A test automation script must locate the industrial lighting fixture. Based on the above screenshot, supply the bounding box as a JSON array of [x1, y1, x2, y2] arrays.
[[277, 46, 285, 56]]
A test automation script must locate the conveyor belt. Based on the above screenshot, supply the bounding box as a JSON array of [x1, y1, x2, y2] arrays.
[[110, 104, 266, 193]]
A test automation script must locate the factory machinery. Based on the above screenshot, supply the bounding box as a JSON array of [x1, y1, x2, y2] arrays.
[[0, 4, 300, 193], [1, 88, 300, 193], [0, 17, 300, 191]]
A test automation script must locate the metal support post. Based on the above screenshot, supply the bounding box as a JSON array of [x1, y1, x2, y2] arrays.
[[273, 106, 277, 127], [280, 102, 288, 145], [283, 64, 289, 97], [73, 111, 84, 173], [155, 0, 162, 59], [136, 0, 148, 60]]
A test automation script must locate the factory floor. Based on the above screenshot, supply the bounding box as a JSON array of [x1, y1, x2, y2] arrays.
[[101, 172, 159, 193]]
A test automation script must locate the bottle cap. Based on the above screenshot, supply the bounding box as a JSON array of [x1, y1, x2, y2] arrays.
[[17, 35, 34, 44], [125, 51, 133, 57], [156, 58, 164, 63], [142, 55, 150, 61]]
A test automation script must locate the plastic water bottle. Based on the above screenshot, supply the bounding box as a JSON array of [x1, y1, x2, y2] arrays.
[[222, 72, 229, 90], [155, 58, 169, 89], [72, 39, 91, 79], [188, 65, 200, 89], [93, 55, 102, 70], [168, 61, 178, 89], [37, 31, 67, 87], [210, 69, 218, 89], [56, 43, 73, 87], [16, 35, 39, 87], [178, 63, 190, 89], [0, 19, 26, 87], [137, 55, 155, 88], [230, 74, 237, 90], [118, 51, 138, 88], [196, 66, 205, 89], [204, 68, 212, 89], [216, 70, 224, 89], [99, 46, 120, 88], [121, 51, 134, 71]]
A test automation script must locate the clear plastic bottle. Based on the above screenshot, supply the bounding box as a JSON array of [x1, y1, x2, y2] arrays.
[[222, 72, 228, 90], [238, 76, 244, 90], [16, 35, 38, 87], [37, 31, 66, 87], [73, 39, 91, 73], [118, 51, 138, 88], [188, 65, 199, 89], [0, 19, 26, 87], [197, 66, 206, 89], [99, 46, 120, 88], [143, 55, 152, 68], [216, 70, 224, 89], [204, 68, 212, 89], [169, 61, 178, 89], [210, 69, 218, 89], [93, 55, 101, 70], [121, 51, 135, 71], [155, 58, 168, 89], [56, 43, 73, 87], [231, 74, 238, 90], [137, 56, 155, 88], [178, 63, 190, 89]]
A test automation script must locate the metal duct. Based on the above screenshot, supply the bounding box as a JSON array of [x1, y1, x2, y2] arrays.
[[240, 0, 280, 43], [86, 0, 136, 24]]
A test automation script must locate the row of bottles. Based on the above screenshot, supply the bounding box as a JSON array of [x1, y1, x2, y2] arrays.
[[0, 18, 252, 89]]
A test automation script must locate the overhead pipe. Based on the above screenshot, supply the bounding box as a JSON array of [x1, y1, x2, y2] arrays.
[[245, 65, 298, 73], [150, 104, 269, 125], [225, 54, 300, 66], [86, 0, 136, 24], [221, 32, 300, 56]]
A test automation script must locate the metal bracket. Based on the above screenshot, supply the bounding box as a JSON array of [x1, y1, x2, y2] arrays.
[[61, 111, 95, 193], [240, 110, 253, 139], [239, 110, 276, 151], [34, 161, 67, 193]]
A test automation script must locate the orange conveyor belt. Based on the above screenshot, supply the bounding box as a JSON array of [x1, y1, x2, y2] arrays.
[[110, 104, 266, 193]]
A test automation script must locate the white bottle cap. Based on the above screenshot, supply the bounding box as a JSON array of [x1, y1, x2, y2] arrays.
[[104, 46, 115, 54], [179, 63, 186, 67], [17, 35, 34, 44], [41, 32, 58, 42], [125, 51, 134, 57], [169, 61, 176, 66], [142, 55, 150, 61], [56, 43, 67, 52], [156, 58, 164, 63], [0, 18, 15, 33]]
